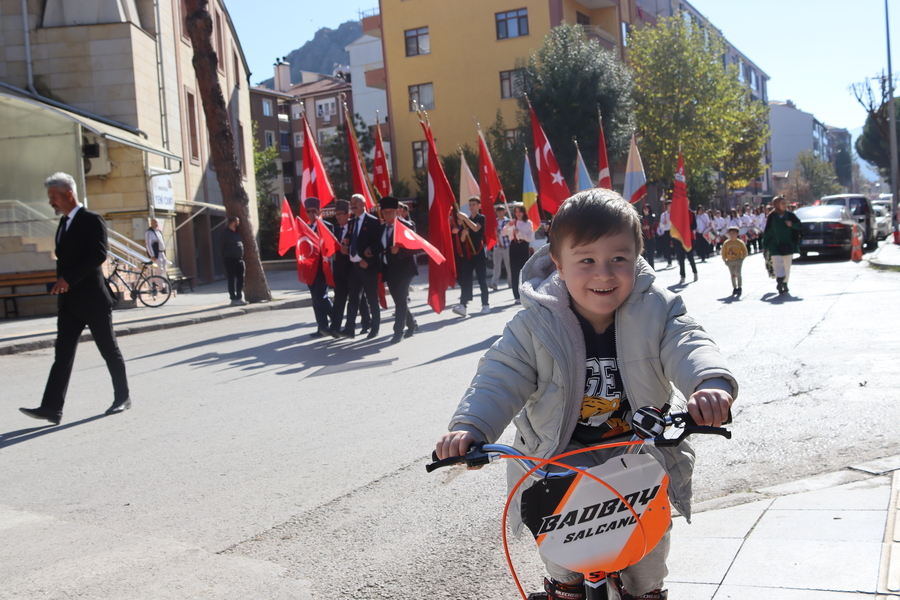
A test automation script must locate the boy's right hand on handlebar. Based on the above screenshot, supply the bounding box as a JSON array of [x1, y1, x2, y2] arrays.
[[436, 430, 478, 460]]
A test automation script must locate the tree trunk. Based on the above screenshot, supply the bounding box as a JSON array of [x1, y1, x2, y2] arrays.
[[184, 0, 271, 302]]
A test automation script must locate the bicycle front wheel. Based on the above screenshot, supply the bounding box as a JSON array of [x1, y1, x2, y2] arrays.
[[136, 276, 171, 307]]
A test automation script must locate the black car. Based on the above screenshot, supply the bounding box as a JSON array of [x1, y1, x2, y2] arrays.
[[796, 205, 856, 259]]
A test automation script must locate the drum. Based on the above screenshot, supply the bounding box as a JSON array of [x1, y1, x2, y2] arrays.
[[704, 230, 717, 245]]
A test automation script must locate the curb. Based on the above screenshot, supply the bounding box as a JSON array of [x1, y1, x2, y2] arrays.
[[0, 297, 310, 356]]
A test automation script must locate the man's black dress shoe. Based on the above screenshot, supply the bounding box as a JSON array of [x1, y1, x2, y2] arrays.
[[390, 332, 403, 344], [404, 322, 419, 338], [366, 328, 379, 340], [360, 325, 370, 335], [105, 397, 132, 415], [309, 331, 326, 339], [337, 329, 355, 339], [19, 407, 62, 425]]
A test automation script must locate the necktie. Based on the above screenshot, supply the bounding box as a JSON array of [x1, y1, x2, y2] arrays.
[[57, 216, 69, 244], [350, 218, 359, 257]]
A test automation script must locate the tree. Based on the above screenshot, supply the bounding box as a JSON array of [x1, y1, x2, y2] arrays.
[[851, 74, 896, 179], [629, 13, 768, 193], [253, 126, 281, 260], [319, 113, 375, 201], [485, 110, 525, 203], [833, 142, 853, 189], [518, 23, 635, 186], [184, 0, 270, 301], [791, 150, 842, 203]]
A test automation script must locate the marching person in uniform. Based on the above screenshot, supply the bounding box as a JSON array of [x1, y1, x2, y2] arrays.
[[303, 197, 334, 338], [379, 196, 419, 344]]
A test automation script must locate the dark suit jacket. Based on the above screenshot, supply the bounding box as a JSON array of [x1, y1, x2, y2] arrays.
[[349, 212, 383, 273], [381, 218, 419, 282], [55, 207, 115, 314], [332, 220, 353, 278]]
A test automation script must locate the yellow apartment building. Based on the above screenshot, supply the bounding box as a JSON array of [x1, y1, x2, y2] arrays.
[[369, 0, 632, 191]]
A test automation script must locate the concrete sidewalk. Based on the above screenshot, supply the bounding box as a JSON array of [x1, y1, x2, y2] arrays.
[[668, 456, 900, 599], [868, 238, 900, 270], [0, 268, 313, 355]]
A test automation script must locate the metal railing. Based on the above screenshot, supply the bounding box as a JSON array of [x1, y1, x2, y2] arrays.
[[0, 199, 57, 240]]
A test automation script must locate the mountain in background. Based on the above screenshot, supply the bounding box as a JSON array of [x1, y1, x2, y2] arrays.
[[255, 21, 362, 88]]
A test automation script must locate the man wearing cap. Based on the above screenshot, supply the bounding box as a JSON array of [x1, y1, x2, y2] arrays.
[[339, 194, 382, 339], [379, 197, 419, 344], [304, 197, 334, 338], [328, 199, 369, 336]]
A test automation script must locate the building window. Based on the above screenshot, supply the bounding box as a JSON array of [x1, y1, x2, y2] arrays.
[[214, 10, 224, 72], [409, 83, 434, 111], [294, 132, 304, 148], [265, 130, 275, 148], [500, 69, 523, 99], [405, 27, 430, 56], [318, 127, 337, 146], [316, 98, 337, 122], [280, 131, 290, 151], [282, 161, 295, 177], [576, 12, 590, 25], [412, 140, 427, 170], [237, 122, 246, 177], [292, 103, 303, 120], [233, 51, 240, 88], [186, 90, 199, 162], [263, 99, 273, 117], [496, 9, 528, 40]]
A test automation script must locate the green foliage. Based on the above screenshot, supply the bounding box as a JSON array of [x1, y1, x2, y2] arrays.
[[856, 100, 900, 179], [788, 150, 842, 203], [252, 123, 281, 260], [485, 110, 525, 203], [686, 168, 717, 208], [629, 13, 766, 191], [518, 23, 635, 186], [319, 113, 376, 200], [834, 143, 853, 189]]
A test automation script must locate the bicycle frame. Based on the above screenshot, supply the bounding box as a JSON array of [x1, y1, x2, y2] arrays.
[[427, 407, 731, 600]]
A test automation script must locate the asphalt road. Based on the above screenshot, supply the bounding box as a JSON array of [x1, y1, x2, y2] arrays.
[[2, 247, 898, 599]]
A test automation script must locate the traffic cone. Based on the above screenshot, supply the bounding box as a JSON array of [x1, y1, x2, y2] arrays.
[[851, 223, 863, 262]]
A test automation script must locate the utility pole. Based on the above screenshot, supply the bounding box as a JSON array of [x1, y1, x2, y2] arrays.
[[886, 0, 899, 240]]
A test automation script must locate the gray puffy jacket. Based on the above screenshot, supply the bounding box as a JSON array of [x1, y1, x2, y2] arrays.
[[448, 245, 738, 525]]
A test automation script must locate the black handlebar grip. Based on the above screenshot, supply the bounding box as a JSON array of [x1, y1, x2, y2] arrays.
[[426, 452, 468, 473]]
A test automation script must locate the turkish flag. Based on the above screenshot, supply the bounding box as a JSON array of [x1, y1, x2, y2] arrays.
[[278, 198, 298, 256], [529, 104, 571, 215], [477, 129, 501, 250], [316, 217, 340, 258], [300, 113, 335, 208], [344, 105, 375, 210], [394, 218, 445, 264], [372, 118, 392, 198], [421, 119, 457, 313], [295, 217, 321, 286], [597, 113, 612, 189], [670, 151, 693, 252]]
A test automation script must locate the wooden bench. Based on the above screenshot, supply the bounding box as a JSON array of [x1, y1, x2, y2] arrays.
[[0, 270, 58, 318], [166, 266, 194, 293]]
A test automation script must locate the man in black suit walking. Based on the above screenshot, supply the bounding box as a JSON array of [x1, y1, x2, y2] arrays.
[[379, 197, 419, 344], [20, 173, 131, 425], [339, 194, 382, 339]]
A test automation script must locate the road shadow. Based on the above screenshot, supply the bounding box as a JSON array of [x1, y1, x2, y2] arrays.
[[717, 294, 741, 304], [760, 292, 803, 304], [0, 414, 107, 450], [397, 335, 502, 372]]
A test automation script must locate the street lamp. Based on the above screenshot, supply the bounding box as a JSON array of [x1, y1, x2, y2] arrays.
[[886, 0, 900, 241]]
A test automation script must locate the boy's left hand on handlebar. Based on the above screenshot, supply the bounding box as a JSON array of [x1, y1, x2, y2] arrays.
[[687, 389, 733, 428], [436, 430, 478, 461]]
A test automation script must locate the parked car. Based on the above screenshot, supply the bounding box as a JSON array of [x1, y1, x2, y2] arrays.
[[819, 194, 877, 250], [796, 205, 857, 259], [874, 205, 892, 240]]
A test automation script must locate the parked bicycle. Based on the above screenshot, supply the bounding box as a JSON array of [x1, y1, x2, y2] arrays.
[[427, 406, 732, 600], [106, 256, 171, 308]]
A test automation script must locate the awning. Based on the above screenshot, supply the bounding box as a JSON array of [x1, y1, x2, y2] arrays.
[[176, 199, 227, 212], [0, 90, 182, 162]]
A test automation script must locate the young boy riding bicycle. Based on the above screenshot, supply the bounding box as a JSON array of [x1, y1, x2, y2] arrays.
[[436, 189, 737, 600]]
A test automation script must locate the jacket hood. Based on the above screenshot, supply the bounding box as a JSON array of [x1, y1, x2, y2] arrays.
[[520, 244, 656, 313]]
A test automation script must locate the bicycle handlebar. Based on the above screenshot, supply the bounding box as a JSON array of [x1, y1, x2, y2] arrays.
[[426, 410, 731, 475]]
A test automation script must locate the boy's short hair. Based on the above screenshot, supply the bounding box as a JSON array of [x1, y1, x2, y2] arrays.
[[549, 189, 644, 259], [727, 226, 740, 234], [468, 196, 481, 204]]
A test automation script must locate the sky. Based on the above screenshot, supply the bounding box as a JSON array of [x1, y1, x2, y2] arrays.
[[228, 0, 900, 134]]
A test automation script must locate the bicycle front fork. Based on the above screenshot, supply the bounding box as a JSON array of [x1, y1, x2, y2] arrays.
[[584, 571, 624, 600]]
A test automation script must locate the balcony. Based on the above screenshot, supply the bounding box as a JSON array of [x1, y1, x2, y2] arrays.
[[364, 62, 386, 90], [581, 25, 617, 50], [574, 0, 618, 6], [361, 10, 382, 38]]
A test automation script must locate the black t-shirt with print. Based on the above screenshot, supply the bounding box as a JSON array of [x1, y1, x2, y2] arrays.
[[570, 309, 632, 445]]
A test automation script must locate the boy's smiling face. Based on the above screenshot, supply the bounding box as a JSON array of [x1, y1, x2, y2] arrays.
[[551, 230, 637, 333]]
